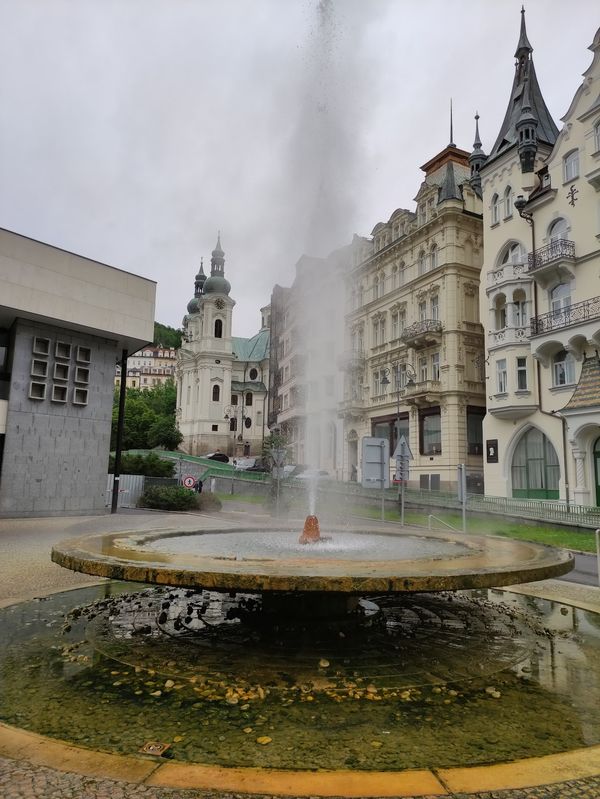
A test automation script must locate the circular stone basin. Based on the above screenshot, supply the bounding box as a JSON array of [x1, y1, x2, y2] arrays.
[[51, 526, 574, 593]]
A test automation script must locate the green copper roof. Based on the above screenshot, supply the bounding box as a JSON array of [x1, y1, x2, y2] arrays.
[[232, 328, 270, 362]]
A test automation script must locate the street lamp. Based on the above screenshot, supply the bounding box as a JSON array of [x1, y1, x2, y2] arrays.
[[381, 362, 415, 523]]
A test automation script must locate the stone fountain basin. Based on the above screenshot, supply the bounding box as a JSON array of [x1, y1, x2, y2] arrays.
[[51, 526, 574, 593]]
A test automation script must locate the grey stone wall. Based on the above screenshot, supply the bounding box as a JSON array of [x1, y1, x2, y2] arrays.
[[0, 319, 118, 517]]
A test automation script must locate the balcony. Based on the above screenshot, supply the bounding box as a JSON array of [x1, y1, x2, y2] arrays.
[[488, 326, 529, 348], [527, 239, 576, 288], [487, 262, 528, 289], [530, 295, 600, 337], [338, 349, 367, 372], [338, 395, 367, 420], [404, 379, 442, 406], [400, 320, 443, 348]]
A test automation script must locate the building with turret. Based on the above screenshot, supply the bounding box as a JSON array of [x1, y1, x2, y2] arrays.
[[479, 12, 600, 505], [340, 132, 485, 490], [176, 235, 270, 457]]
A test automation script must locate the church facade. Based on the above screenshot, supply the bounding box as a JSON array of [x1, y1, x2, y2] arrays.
[[176, 236, 270, 458], [480, 14, 600, 504]]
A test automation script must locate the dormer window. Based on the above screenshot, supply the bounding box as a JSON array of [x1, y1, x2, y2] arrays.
[[563, 150, 579, 182]]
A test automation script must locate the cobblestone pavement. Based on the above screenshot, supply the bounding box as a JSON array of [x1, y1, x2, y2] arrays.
[[1, 509, 600, 798], [1, 756, 600, 799]]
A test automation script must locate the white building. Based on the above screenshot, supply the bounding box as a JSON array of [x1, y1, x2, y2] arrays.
[[176, 236, 270, 457]]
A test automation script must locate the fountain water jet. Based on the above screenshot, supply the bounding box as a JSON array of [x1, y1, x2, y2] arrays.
[[299, 514, 321, 544]]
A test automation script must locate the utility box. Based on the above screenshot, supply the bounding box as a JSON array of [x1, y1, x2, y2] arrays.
[[361, 437, 390, 490]]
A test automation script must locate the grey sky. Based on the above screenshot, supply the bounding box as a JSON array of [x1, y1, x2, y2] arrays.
[[0, 1, 597, 337]]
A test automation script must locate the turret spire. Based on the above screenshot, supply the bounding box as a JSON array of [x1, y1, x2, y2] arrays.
[[515, 6, 533, 59], [469, 112, 487, 196], [211, 232, 225, 276], [449, 99, 455, 147]]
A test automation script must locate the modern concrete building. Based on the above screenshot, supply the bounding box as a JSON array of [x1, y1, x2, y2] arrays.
[[177, 236, 270, 457], [341, 139, 485, 490], [479, 15, 600, 505], [0, 228, 155, 517]]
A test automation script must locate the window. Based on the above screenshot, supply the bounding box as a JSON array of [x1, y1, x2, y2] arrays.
[[552, 350, 575, 386], [419, 301, 427, 322], [214, 319, 223, 338], [430, 295, 439, 321], [496, 359, 507, 393], [373, 275, 380, 300], [372, 320, 379, 347], [512, 428, 559, 499], [398, 309, 406, 333], [431, 352, 440, 381], [513, 289, 527, 327], [495, 295, 507, 329], [516, 356, 528, 390], [398, 262, 405, 286], [550, 282, 571, 318], [249, 368, 258, 380], [548, 217, 568, 243], [379, 317, 386, 344], [501, 242, 526, 265], [418, 204, 426, 226], [430, 244, 438, 270], [244, 417, 252, 429], [466, 407, 485, 455], [418, 251, 426, 275], [373, 370, 380, 395], [246, 392, 253, 406], [231, 394, 238, 405], [419, 407, 441, 455], [391, 266, 398, 289], [595, 120, 600, 153], [391, 311, 398, 340], [212, 384, 220, 402], [491, 193, 501, 225], [419, 356, 428, 382], [394, 363, 406, 390], [563, 150, 579, 182], [504, 186, 513, 218]]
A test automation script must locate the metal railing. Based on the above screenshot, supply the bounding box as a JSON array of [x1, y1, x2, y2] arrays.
[[400, 319, 442, 342], [528, 238, 575, 271], [530, 294, 600, 336]]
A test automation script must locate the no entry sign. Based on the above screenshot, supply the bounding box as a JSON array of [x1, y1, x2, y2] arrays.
[[182, 475, 196, 489]]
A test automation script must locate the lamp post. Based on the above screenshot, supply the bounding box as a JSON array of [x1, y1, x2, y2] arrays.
[[381, 363, 416, 524]]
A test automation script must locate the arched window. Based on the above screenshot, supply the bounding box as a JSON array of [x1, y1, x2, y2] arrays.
[[212, 384, 220, 402], [430, 244, 438, 270], [563, 150, 579, 182], [500, 242, 526, 266], [491, 193, 501, 225], [512, 428, 559, 499], [548, 217, 568, 243], [550, 282, 571, 314], [418, 251, 426, 275], [245, 392, 253, 407], [214, 319, 223, 338], [504, 186, 513, 219], [552, 349, 576, 386]]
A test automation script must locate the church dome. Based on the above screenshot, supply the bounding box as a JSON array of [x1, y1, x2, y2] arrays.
[[187, 296, 200, 314], [203, 275, 231, 295]]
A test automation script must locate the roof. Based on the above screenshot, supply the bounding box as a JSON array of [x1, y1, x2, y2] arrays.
[[562, 356, 600, 411], [231, 380, 267, 393], [232, 328, 270, 362], [487, 12, 558, 162]]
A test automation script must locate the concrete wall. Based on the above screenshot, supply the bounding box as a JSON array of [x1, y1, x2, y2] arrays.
[[0, 319, 117, 516]]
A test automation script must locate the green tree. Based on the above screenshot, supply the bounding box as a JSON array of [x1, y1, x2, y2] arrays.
[[147, 417, 183, 450], [111, 380, 180, 451], [154, 322, 182, 349]]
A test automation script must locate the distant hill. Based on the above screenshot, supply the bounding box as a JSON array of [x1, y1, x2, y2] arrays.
[[154, 322, 182, 349]]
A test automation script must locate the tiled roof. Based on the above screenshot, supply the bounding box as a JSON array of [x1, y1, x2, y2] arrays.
[[562, 356, 600, 411]]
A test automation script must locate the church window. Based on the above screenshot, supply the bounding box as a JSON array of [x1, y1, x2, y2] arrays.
[[214, 319, 223, 338], [563, 150, 579, 182], [244, 417, 252, 429], [212, 384, 220, 402], [246, 392, 253, 406], [249, 368, 258, 380]]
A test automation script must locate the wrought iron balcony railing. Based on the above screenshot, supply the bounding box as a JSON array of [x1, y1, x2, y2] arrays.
[[528, 239, 575, 272], [530, 294, 600, 336]]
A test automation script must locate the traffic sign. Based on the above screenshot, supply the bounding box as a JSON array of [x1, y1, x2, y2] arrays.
[[393, 435, 414, 461], [182, 475, 196, 489]]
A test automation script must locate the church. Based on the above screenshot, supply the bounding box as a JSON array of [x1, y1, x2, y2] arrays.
[[176, 235, 270, 457]]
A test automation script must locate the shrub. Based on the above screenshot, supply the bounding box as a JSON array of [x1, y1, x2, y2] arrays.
[[109, 452, 175, 477], [137, 486, 200, 511]]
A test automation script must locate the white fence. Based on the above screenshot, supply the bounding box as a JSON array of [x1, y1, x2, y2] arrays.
[[105, 474, 145, 508]]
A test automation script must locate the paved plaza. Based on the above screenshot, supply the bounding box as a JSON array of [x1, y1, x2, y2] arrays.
[[0, 508, 599, 799]]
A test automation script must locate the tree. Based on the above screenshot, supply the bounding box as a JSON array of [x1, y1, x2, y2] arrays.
[[154, 322, 182, 349], [147, 417, 183, 450], [111, 380, 181, 451]]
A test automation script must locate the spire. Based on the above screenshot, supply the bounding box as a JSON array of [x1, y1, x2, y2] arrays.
[[514, 6, 533, 58], [210, 232, 225, 276], [449, 99, 455, 147], [516, 76, 539, 173], [488, 8, 558, 162], [469, 112, 487, 195], [194, 257, 207, 297], [438, 160, 461, 202]]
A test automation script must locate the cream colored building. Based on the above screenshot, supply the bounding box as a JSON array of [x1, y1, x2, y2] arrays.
[[115, 345, 177, 390], [177, 236, 270, 457], [480, 14, 600, 505], [341, 141, 485, 490]]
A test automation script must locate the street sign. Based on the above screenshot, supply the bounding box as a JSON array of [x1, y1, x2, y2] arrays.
[[392, 435, 414, 461], [182, 475, 196, 489], [361, 437, 390, 489]]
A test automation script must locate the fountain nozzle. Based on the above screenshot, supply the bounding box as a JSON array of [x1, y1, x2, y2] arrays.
[[299, 515, 321, 545]]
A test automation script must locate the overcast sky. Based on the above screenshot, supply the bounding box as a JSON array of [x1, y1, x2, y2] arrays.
[[1, 1, 597, 338]]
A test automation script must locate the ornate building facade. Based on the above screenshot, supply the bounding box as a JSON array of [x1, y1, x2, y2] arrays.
[[341, 140, 485, 490], [176, 236, 270, 457], [480, 14, 600, 504], [115, 345, 177, 390]]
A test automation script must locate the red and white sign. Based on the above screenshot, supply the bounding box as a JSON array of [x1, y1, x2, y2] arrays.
[[182, 475, 196, 489]]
